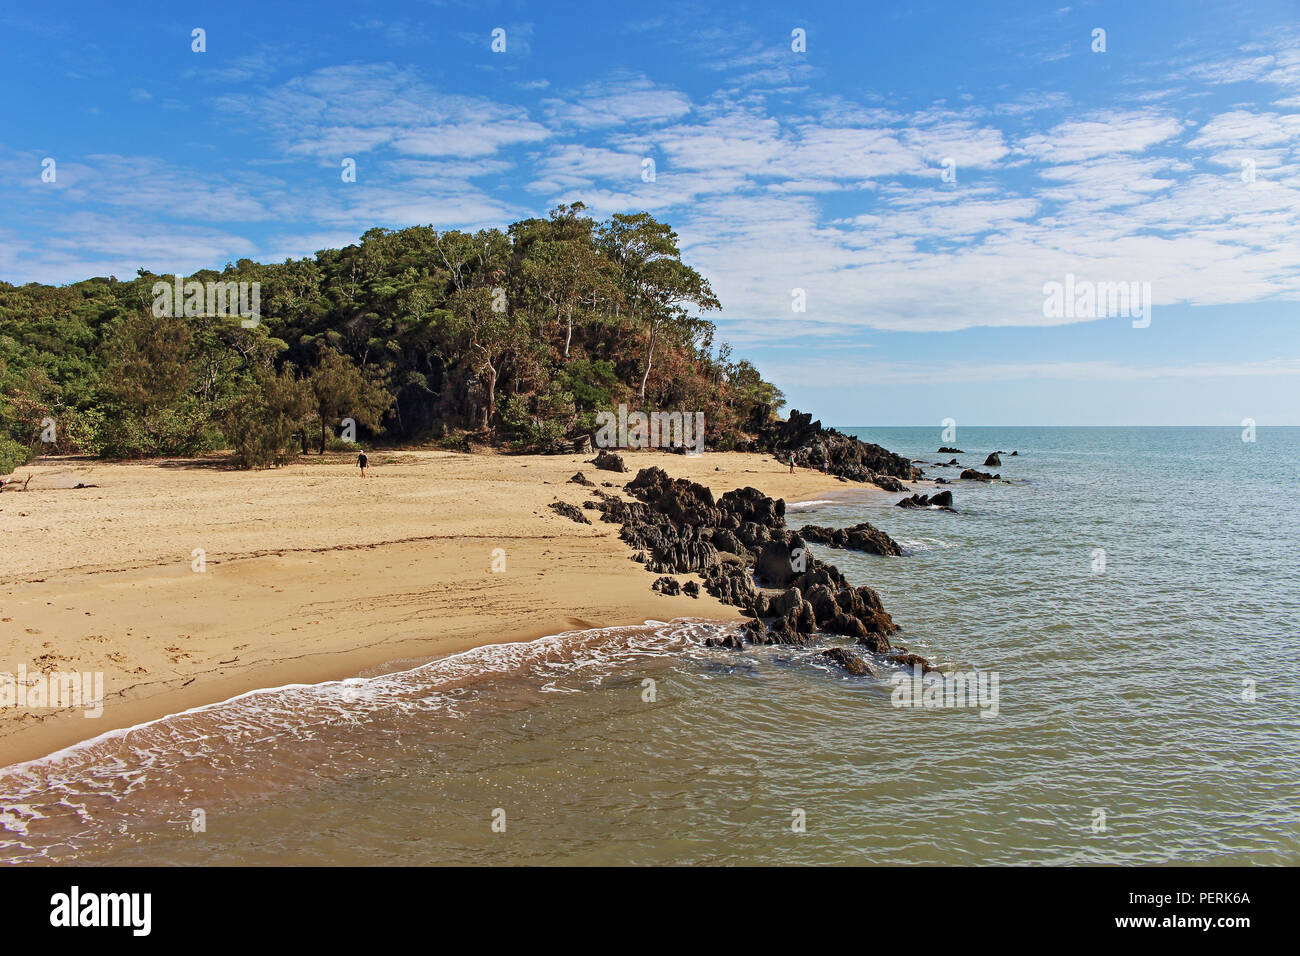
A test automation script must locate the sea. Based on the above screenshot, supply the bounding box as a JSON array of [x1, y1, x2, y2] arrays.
[[2, 426, 1298, 865]]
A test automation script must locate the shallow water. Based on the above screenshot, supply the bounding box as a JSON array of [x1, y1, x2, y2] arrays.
[[2, 427, 1298, 865]]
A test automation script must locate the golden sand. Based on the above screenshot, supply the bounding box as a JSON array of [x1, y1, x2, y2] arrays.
[[0, 449, 863, 767]]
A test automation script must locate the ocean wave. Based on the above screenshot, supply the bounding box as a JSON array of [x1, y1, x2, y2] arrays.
[[897, 537, 956, 553], [0, 618, 740, 864], [785, 499, 838, 510]]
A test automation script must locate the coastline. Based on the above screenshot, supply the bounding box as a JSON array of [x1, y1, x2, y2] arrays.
[[1, 449, 886, 768]]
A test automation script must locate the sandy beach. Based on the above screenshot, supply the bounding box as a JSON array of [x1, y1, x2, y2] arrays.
[[0, 449, 870, 768]]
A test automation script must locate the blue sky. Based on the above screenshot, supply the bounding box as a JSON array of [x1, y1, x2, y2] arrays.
[[2, 0, 1299, 424]]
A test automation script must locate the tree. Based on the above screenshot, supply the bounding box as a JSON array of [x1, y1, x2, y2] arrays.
[[446, 286, 518, 431], [225, 364, 312, 468], [598, 213, 720, 400], [306, 348, 394, 453]]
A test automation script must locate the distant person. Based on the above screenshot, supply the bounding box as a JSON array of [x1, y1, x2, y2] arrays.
[[358, 451, 368, 478], [789, 453, 795, 474]]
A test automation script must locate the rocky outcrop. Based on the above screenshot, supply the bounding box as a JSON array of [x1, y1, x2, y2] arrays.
[[591, 450, 627, 472], [591, 466, 929, 668], [569, 471, 595, 486], [896, 491, 954, 510], [885, 651, 938, 674], [984, 452, 1001, 467], [798, 522, 903, 556], [938, 446, 964, 454], [652, 576, 682, 595], [821, 646, 876, 676], [960, 469, 998, 481], [754, 408, 921, 483], [548, 500, 590, 524]]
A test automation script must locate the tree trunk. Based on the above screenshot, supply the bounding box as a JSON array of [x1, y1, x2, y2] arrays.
[[638, 323, 656, 401], [564, 305, 573, 358], [320, 417, 327, 454], [483, 362, 497, 430]]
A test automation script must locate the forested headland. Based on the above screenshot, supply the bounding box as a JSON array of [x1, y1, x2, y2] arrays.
[[0, 205, 787, 473]]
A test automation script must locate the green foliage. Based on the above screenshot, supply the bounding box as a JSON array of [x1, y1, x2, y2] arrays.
[[225, 365, 312, 469], [0, 436, 32, 475], [0, 209, 782, 465]]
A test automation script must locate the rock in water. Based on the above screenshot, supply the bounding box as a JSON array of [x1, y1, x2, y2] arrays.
[[820, 646, 876, 676], [984, 452, 1001, 467], [753, 407, 920, 482], [960, 469, 996, 481], [896, 492, 954, 511], [595, 466, 913, 650], [799, 522, 904, 556]]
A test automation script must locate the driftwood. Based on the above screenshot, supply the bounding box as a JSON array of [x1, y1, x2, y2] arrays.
[[0, 475, 33, 493]]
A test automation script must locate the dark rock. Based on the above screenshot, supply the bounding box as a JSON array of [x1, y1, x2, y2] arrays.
[[896, 491, 954, 511], [1010, 450, 1018, 456], [704, 630, 745, 649], [872, 474, 907, 492], [652, 576, 682, 596], [755, 539, 801, 587], [711, 528, 745, 556], [820, 646, 876, 677], [592, 450, 628, 472], [602, 466, 911, 657], [683, 580, 700, 598], [984, 453, 1001, 467], [754, 408, 921, 482], [569, 471, 595, 486], [799, 522, 903, 556], [886, 651, 938, 674], [938, 447, 964, 454], [960, 469, 996, 481], [548, 500, 590, 524]]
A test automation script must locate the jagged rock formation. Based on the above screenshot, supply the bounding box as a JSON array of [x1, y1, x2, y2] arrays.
[[548, 500, 590, 524], [591, 450, 628, 472], [798, 522, 904, 556], [592, 466, 932, 668], [897, 491, 954, 510], [751, 408, 921, 485], [821, 646, 876, 676]]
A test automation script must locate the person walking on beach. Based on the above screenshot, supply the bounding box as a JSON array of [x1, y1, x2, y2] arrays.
[[789, 453, 796, 474], [358, 450, 368, 478]]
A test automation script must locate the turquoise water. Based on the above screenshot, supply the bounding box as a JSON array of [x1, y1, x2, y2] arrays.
[[2, 427, 1298, 865]]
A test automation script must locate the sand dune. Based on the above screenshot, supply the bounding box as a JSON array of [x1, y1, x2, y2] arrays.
[[0, 449, 860, 767]]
